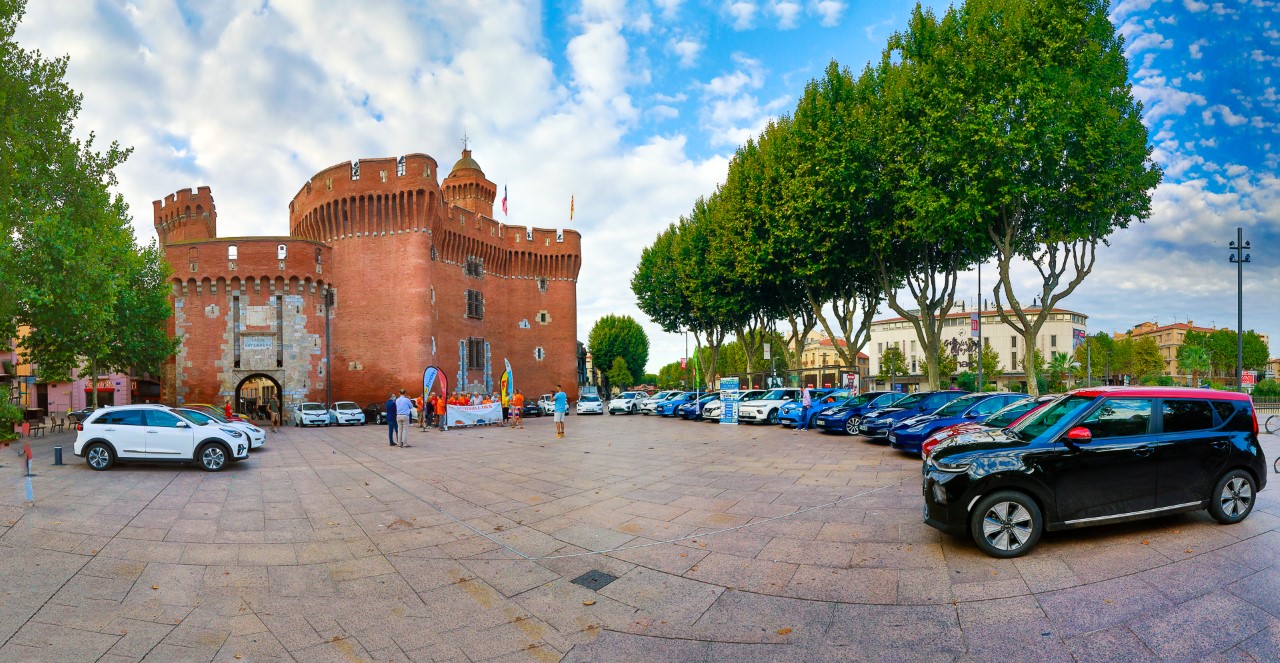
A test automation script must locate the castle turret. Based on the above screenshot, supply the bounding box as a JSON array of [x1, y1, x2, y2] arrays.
[[441, 148, 496, 218], [153, 186, 217, 246]]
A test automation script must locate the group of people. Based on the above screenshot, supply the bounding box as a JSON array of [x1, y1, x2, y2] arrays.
[[380, 384, 570, 446]]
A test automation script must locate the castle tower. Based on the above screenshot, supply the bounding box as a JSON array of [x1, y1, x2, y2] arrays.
[[440, 148, 496, 218], [153, 186, 217, 247]]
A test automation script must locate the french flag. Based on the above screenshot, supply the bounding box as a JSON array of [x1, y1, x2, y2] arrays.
[[502, 185, 508, 215]]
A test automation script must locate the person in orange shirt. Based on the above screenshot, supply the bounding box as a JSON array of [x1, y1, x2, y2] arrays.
[[511, 390, 524, 429], [435, 391, 448, 431], [481, 395, 493, 405], [414, 395, 425, 430]]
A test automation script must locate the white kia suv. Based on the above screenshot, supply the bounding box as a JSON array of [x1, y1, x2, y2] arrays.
[[608, 391, 646, 414], [737, 388, 802, 424], [74, 405, 249, 472], [174, 407, 266, 449]]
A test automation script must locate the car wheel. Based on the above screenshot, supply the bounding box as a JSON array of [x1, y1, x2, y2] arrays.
[[767, 409, 779, 425], [198, 443, 229, 472], [85, 442, 114, 471], [1209, 469, 1256, 524], [969, 490, 1043, 558], [844, 418, 860, 436]]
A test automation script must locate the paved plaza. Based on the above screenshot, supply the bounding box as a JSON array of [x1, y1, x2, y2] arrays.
[[1, 413, 1278, 662]]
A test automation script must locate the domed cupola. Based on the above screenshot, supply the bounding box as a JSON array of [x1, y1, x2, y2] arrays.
[[441, 148, 496, 218]]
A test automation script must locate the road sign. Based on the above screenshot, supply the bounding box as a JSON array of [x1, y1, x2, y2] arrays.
[[720, 377, 740, 425], [763, 343, 771, 360], [970, 314, 979, 338]]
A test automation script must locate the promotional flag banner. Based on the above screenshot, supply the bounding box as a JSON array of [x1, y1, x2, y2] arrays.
[[423, 366, 446, 397], [502, 185, 508, 215], [570, 194, 574, 222], [504, 359, 514, 399]]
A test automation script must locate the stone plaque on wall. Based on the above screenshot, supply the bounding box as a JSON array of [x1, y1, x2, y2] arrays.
[[246, 306, 271, 328], [243, 336, 273, 351], [242, 335, 275, 370]]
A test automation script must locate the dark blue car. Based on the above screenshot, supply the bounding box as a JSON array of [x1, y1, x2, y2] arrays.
[[657, 392, 697, 417], [677, 393, 718, 420], [857, 391, 971, 439], [813, 392, 904, 435], [887, 393, 1026, 453], [777, 389, 851, 428]]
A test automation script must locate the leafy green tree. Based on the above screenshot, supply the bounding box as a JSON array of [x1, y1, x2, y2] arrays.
[[938, 353, 958, 383], [1045, 352, 1072, 392], [1131, 336, 1164, 379], [1176, 344, 1211, 387], [588, 315, 649, 397], [878, 346, 908, 390], [977, 345, 1002, 386], [1252, 379, 1280, 398], [640, 373, 659, 386], [605, 357, 633, 395], [1072, 333, 1114, 385], [946, 0, 1161, 396], [655, 362, 684, 389]]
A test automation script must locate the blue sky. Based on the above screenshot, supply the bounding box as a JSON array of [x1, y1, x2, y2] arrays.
[[14, 0, 1280, 372]]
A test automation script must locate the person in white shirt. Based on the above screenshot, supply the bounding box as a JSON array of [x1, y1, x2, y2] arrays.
[[394, 390, 413, 447]]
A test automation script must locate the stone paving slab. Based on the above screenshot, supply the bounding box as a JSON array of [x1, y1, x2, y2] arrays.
[[0, 419, 1277, 661]]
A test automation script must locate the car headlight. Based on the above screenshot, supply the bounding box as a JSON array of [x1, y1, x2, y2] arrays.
[[220, 428, 244, 438], [932, 459, 970, 473], [906, 424, 926, 433]]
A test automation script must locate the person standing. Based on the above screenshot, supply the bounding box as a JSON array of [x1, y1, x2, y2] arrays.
[[797, 386, 813, 430], [501, 389, 510, 425], [267, 398, 280, 433], [512, 390, 524, 429], [394, 389, 412, 447], [425, 394, 436, 430], [385, 392, 398, 447], [224, 400, 233, 419], [553, 385, 567, 438], [436, 391, 448, 431]]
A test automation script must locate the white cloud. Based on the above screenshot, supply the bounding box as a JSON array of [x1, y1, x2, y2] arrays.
[[1202, 103, 1249, 126], [1112, 0, 1163, 19], [654, 0, 683, 19], [1184, 0, 1209, 11], [698, 54, 789, 146], [1189, 39, 1208, 59], [670, 36, 703, 67], [770, 0, 803, 29], [724, 1, 758, 30], [1187, 70, 1205, 81], [811, 0, 846, 27], [1210, 2, 1236, 15], [1132, 74, 1208, 122]]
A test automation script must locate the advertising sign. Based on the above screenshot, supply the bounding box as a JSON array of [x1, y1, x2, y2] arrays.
[[1243, 371, 1257, 386], [970, 313, 979, 338], [448, 403, 502, 426], [845, 373, 859, 393], [720, 376, 740, 425]]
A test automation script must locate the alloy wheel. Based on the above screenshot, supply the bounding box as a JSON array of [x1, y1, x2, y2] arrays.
[[87, 446, 111, 470], [1220, 478, 1253, 518], [201, 446, 227, 471], [981, 501, 1033, 552], [844, 417, 860, 435]]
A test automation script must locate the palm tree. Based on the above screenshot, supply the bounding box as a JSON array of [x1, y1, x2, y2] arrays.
[[1047, 352, 1071, 392], [1178, 346, 1211, 387]]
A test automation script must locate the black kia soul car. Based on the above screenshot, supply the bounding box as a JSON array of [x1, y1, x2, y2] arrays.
[[923, 387, 1267, 557]]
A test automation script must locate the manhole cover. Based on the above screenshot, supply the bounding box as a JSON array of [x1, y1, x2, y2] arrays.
[[570, 570, 618, 591]]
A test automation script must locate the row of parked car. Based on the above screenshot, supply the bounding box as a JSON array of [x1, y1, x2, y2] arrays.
[[632, 385, 1271, 558]]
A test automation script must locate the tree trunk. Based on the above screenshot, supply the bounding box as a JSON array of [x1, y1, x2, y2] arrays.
[[1024, 331, 1040, 396]]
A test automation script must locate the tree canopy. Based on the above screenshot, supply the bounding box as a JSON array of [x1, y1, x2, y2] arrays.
[[588, 314, 649, 395]]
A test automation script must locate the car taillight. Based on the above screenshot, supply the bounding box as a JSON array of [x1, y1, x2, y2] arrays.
[[76, 423, 83, 432], [1252, 408, 1259, 435]]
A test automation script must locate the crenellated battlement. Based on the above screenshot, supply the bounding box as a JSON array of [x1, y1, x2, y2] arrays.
[[154, 186, 217, 246]]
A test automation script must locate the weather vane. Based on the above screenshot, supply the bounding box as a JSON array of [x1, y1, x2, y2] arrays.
[[461, 132, 469, 151]]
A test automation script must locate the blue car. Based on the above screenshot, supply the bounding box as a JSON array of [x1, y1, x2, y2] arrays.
[[657, 392, 697, 417], [857, 391, 971, 440], [677, 393, 719, 420], [813, 392, 904, 435], [887, 393, 1027, 453], [777, 389, 853, 428]]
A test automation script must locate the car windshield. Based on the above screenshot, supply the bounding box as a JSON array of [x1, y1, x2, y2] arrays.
[[983, 399, 1037, 428], [888, 393, 925, 409], [759, 389, 791, 400], [581, 396, 600, 402], [1010, 395, 1094, 439], [192, 407, 229, 422], [179, 409, 213, 424], [739, 390, 765, 400], [933, 394, 986, 417], [302, 403, 325, 411]]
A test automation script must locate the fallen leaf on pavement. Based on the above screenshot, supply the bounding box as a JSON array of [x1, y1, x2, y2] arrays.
[[777, 628, 792, 635], [1141, 540, 1150, 545], [582, 600, 596, 606], [151, 585, 159, 590]]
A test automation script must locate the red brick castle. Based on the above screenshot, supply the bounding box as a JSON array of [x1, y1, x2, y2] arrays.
[[155, 149, 581, 414]]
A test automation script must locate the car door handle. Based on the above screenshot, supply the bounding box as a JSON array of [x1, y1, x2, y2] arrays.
[[104, 427, 116, 432], [1135, 446, 1154, 458], [146, 430, 159, 434], [1210, 441, 1229, 450]]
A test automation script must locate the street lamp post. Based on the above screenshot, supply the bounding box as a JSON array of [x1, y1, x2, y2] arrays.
[[1228, 228, 1251, 391]]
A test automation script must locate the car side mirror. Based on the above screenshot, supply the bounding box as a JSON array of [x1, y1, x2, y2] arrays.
[[176, 421, 189, 428], [964, 412, 979, 419], [1066, 426, 1092, 443]]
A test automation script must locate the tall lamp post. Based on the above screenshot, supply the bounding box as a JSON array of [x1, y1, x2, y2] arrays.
[[1229, 228, 1251, 391]]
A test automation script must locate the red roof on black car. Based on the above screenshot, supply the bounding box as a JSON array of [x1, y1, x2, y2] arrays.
[[1068, 386, 1251, 401]]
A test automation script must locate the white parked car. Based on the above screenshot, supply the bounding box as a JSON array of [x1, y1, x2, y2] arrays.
[[293, 402, 330, 427], [640, 390, 680, 414], [174, 407, 266, 449], [329, 401, 366, 426], [608, 391, 646, 414], [74, 404, 249, 472], [539, 394, 555, 415], [576, 394, 603, 415], [737, 388, 802, 424], [701, 389, 766, 421]]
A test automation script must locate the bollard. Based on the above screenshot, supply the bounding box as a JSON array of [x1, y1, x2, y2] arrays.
[[53, 446, 64, 466]]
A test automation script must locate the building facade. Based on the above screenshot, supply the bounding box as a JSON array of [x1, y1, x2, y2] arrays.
[[1117, 320, 1271, 381], [867, 306, 1088, 391], [157, 149, 580, 415]]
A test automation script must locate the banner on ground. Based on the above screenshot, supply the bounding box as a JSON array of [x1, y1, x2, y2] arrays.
[[448, 402, 502, 427], [720, 377, 740, 425]]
